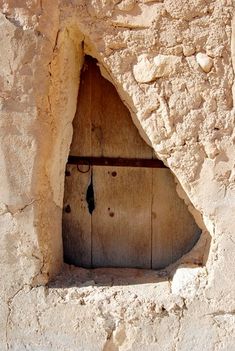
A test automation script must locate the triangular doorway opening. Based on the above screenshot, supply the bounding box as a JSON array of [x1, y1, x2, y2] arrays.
[[62, 56, 201, 269]]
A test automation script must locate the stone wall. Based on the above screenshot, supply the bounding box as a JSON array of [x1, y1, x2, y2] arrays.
[[0, 0, 235, 350]]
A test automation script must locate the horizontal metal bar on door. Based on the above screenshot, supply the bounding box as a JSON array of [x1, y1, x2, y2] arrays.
[[67, 156, 167, 168]]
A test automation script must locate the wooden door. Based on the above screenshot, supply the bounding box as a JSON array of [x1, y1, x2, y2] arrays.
[[62, 56, 201, 269]]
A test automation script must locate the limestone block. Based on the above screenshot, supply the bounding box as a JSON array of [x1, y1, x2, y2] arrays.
[[133, 54, 158, 83], [133, 54, 180, 83], [116, 0, 136, 12], [142, 0, 162, 2], [196, 52, 213, 73], [183, 45, 195, 57], [164, 0, 207, 20], [171, 265, 207, 300], [112, 2, 164, 28]]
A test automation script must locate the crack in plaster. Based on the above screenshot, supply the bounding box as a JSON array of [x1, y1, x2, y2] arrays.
[[207, 310, 235, 317], [102, 322, 127, 351], [6, 284, 30, 350], [1, 12, 23, 29], [173, 299, 187, 351], [0, 199, 37, 217]]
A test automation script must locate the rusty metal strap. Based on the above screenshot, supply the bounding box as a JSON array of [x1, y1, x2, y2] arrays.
[[67, 156, 167, 168]]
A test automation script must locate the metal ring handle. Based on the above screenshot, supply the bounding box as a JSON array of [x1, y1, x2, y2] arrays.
[[77, 163, 90, 173]]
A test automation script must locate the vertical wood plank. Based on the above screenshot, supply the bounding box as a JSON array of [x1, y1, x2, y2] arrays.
[[62, 163, 92, 267], [85, 56, 153, 268], [63, 58, 93, 266], [92, 166, 152, 268], [87, 57, 153, 159], [151, 169, 201, 269], [70, 64, 92, 156]]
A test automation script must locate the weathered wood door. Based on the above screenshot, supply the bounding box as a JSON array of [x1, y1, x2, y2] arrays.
[[62, 56, 201, 269]]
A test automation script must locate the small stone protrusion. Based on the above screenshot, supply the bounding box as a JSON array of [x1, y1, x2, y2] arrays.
[[133, 54, 180, 83], [183, 45, 195, 57], [196, 53, 213, 73], [116, 0, 136, 12], [133, 54, 158, 83]]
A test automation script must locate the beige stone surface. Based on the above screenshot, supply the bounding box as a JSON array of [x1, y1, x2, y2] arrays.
[[196, 52, 213, 73], [0, 0, 235, 350]]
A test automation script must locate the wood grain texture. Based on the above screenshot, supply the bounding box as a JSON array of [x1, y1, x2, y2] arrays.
[[73, 56, 152, 159], [151, 169, 201, 269], [92, 166, 152, 268], [70, 64, 92, 157], [62, 164, 92, 267]]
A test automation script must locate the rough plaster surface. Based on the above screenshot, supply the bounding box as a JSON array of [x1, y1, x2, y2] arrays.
[[0, 0, 235, 350]]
